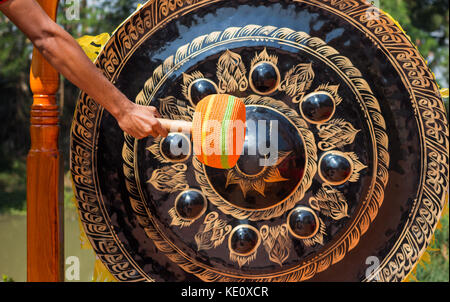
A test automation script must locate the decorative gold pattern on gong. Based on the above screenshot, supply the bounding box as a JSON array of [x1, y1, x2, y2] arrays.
[[216, 50, 249, 93], [169, 189, 208, 228], [193, 94, 317, 221], [226, 151, 292, 197], [147, 164, 189, 193], [313, 84, 343, 106], [194, 212, 232, 251], [228, 225, 262, 267], [117, 23, 390, 282], [158, 96, 195, 121], [260, 224, 292, 267], [279, 63, 315, 103], [309, 184, 349, 220], [317, 118, 361, 151], [347, 152, 369, 183], [317, 151, 367, 186], [251, 48, 278, 67], [303, 217, 326, 247], [71, 0, 448, 283]]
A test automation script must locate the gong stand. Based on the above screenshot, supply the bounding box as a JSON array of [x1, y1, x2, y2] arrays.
[[27, 0, 63, 282]]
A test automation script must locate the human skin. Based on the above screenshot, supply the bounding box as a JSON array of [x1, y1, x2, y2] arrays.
[[0, 0, 168, 139]]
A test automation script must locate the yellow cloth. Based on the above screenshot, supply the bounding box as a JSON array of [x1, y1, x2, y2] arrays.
[[93, 258, 117, 282], [76, 33, 110, 62]]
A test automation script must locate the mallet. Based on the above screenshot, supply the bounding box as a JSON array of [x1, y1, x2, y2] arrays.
[[157, 94, 246, 169]]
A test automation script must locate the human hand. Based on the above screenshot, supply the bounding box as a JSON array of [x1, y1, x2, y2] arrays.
[[117, 103, 169, 139]]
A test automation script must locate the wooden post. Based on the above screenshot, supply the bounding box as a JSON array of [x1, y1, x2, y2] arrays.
[[27, 0, 63, 282]]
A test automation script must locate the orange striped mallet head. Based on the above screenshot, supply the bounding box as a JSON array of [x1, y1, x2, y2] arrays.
[[157, 94, 246, 169]]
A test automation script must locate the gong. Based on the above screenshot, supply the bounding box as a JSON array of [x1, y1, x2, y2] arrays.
[[70, 0, 449, 282]]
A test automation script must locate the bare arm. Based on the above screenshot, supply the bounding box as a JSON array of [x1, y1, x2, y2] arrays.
[[0, 0, 168, 139]]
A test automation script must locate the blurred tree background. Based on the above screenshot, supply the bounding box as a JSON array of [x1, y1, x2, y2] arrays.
[[0, 0, 448, 281], [0, 0, 141, 213]]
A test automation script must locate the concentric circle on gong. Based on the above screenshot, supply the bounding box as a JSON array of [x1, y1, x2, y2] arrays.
[[235, 158, 268, 177], [234, 123, 271, 178], [174, 189, 207, 221], [188, 78, 219, 107], [318, 151, 353, 186], [204, 105, 307, 211], [160, 133, 192, 163], [287, 207, 319, 239], [228, 225, 261, 256], [249, 61, 280, 95], [300, 92, 336, 124]]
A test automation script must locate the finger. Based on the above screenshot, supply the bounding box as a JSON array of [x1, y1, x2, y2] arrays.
[[149, 129, 159, 138], [153, 110, 162, 119], [131, 132, 144, 140], [124, 128, 144, 140], [142, 124, 158, 138], [149, 106, 162, 119], [146, 107, 166, 137], [152, 119, 169, 138], [148, 106, 158, 113]]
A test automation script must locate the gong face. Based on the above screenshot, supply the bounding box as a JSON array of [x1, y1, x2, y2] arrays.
[[71, 0, 449, 282], [206, 105, 307, 210]]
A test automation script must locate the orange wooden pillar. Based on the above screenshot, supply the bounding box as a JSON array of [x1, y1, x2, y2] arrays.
[[27, 0, 63, 282]]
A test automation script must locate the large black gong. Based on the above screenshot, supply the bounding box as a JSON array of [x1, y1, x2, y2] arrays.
[[70, 0, 449, 282]]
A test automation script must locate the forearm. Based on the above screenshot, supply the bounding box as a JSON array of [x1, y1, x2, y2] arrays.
[[0, 0, 132, 121], [1, 0, 167, 139], [34, 24, 132, 120]]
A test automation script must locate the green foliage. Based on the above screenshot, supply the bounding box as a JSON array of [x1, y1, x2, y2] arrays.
[[379, 0, 449, 87], [0, 1, 143, 212], [0, 21, 32, 79], [415, 213, 449, 282], [0, 14, 33, 160], [58, 0, 142, 36], [0, 1, 142, 165], [0, 160, 27, 215], [2, 274, 15, 282], [64, 171, 76, 209]]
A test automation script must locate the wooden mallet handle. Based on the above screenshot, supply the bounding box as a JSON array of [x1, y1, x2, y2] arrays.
[[157, 118, 192, 134]]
